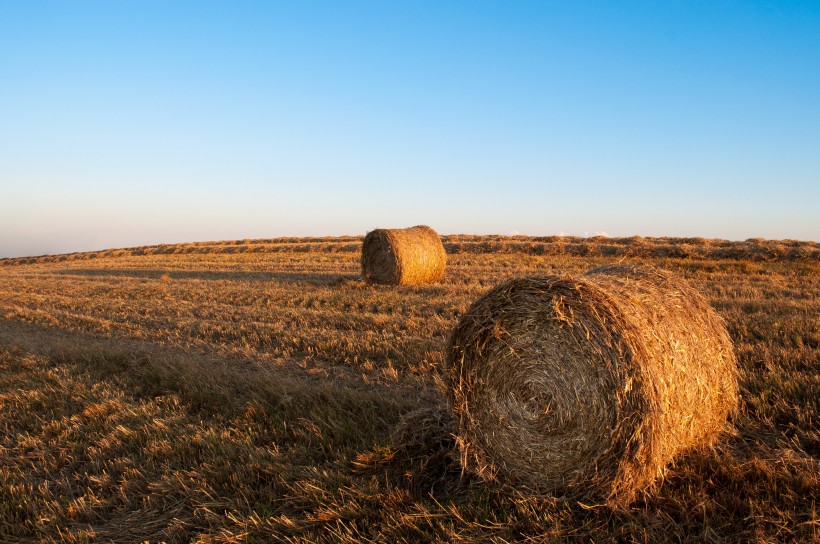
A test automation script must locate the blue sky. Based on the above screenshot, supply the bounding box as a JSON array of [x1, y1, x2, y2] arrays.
[[1, 1, 818, 257]]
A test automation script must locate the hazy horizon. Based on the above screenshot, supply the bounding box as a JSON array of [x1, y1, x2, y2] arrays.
[[3, 227, 819, 261], [2, 1, 819, 259]]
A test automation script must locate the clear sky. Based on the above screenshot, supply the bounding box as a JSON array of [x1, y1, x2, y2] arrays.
[[1, 1, 819, 258]]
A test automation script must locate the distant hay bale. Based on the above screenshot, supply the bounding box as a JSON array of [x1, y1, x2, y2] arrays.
[[446, 264, 738, 505], [361, 225, 447, 285]]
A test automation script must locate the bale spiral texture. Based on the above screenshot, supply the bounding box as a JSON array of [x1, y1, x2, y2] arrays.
[[446, 264, 738, 504], [361, 225, 446, 285]]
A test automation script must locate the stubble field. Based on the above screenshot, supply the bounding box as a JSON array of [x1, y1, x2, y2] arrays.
[[1, 235, 818, 542]]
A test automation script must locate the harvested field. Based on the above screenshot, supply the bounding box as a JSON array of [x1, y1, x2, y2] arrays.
[[0, 236, 818, 542]]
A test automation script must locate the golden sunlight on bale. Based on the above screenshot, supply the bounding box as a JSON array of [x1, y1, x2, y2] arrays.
[[445, 264, 739, 505], [361, 225, 447, 285]]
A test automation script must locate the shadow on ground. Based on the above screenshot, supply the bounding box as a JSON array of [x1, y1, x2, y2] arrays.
[[50, 268, 361, 285]]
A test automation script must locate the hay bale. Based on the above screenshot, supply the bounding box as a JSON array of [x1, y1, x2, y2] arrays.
[[361, 225, 446, 285], [446, 264, 738, 505]]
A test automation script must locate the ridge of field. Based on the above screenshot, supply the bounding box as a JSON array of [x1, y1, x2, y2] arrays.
[[0, 236, 817, 542], [2, 234, 819, 265]]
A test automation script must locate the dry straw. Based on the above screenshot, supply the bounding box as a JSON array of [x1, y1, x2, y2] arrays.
[[361, 225, 447, 285], [446, 264, 738, 505]]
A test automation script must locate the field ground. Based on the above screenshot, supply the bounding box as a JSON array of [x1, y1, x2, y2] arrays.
[[1, 235, 818, 542]]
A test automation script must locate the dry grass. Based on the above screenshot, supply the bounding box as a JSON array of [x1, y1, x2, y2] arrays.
[[361, 226, 447, 285], [446, 265, 739, 505], [0, 236, 817, 542]]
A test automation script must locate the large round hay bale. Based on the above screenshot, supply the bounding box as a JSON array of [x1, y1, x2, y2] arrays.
[[361, 225, 446, 285], [446, 264, 738, 505]]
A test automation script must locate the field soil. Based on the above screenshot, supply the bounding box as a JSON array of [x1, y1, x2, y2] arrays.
[[1, 235, 818, 543]]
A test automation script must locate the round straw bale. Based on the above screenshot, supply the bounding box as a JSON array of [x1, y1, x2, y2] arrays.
[[361, 225, 446, 285], [446, 264, 738, 505]]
